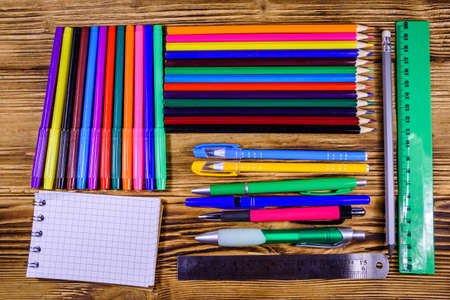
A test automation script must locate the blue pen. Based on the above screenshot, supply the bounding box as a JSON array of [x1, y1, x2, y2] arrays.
[[194, 143, 367, 161], [165, 49, 373, 59], [186, 195, 370, 209], [164, 74, 371, 83], [143, 25, 155, 190], [76, 26, 99, 189]]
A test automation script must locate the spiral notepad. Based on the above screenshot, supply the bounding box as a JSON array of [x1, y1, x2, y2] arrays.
[[26, 191, 161, 287]]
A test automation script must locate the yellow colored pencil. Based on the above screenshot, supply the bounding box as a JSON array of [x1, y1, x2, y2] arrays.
[[166, 41, 373, 51], [191, 161, 368, 176], [43, 27, 73, 189]]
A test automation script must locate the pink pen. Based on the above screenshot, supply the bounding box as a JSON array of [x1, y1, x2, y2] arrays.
[[166, 33, 373, 43], [133, 25, 144, 190], [199, 206, 366, 223]]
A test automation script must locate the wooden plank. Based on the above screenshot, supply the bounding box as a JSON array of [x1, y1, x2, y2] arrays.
[[0, 0, 449, 299]]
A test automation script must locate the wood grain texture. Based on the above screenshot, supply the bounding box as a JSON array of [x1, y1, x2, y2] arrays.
[[0, 0, 449, 299]]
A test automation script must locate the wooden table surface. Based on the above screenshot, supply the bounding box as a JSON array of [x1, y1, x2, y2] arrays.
[[0, 0, 449, 299]]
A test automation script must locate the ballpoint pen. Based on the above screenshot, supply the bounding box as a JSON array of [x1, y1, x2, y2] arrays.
[[31, 27, 62, 189], [195, 227, 365, 247], [192, 161, 369, 176], [186, 195, 370, 209], [77, 26, 99, 189], [192, 177, 367, 196], [193, 143, 367, 161], [199, 206, 365, 223]]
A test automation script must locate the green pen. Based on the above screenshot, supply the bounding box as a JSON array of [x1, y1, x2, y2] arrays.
[[192, 177, 366, 196], [164, 98, 374, 108], [195, 227, 365, 248], [111, 26, 125, 190], [153, 25, 166, 190]]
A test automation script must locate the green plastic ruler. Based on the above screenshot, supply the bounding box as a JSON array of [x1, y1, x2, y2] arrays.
[[396, 21, 434, 274]]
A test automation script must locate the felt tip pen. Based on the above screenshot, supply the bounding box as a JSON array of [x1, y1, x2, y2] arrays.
[[186, 195, 370, 209], [193, 143, 367, 161], [192, 177, 367, 196], [133, 25, 144, 190], [195, 227, 366, 248], [199, 206, 365, 223]]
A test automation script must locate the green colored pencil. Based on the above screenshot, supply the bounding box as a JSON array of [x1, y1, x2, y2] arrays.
[[164, 98, 374, 108], [164, 66, 372, 75]]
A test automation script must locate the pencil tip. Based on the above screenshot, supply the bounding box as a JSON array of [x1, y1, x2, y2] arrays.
[[368, 35, 374, 38], [368, 101, 375, 105], [369, 119, 376, 123], [368, 27, 374, 30], [366, 85, 373, 89], [368, 52, 374, 55], [366, 110, 375, 114], [368, 76, 374, 80], [368, 93, 374, 97], [369, 68, 374, 72]]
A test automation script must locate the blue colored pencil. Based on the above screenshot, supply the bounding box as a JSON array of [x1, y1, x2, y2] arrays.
[[165, 49, 372, 59], [164, 74, 370, 83], [76, 26, 99, 189], [144, 25, 155, 190]]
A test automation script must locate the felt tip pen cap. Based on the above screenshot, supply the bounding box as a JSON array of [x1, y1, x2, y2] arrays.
[[186, 196, 255, 209], [191, 161, 238, 176], [193, 143, 240, 158]]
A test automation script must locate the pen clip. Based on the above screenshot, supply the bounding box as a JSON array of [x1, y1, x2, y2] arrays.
[[193, 143, 240, 158], [300, 188, 353, 196], [191, 161, 238, 177], [295, 240, 349, 249]]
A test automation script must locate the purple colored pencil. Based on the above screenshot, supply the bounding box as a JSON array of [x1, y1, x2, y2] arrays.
[[163, 91, 372, 99], [31, 27, 63, 188], [87, 26, 107, 189], [163, 107, 363, 116], [164, 58, 361, 67]]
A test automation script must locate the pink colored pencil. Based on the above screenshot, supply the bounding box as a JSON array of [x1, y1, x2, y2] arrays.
[[133, 25, 144, 190], [166, 33, 372, 43]]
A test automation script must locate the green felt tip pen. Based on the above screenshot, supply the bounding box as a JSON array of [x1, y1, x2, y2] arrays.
[[111, 26, 125, 190], [192, 177, 366, 196], [195, 227, 365, 248], [153, 25, 167, 190]]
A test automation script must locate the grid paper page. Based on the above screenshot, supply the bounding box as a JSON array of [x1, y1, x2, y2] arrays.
[[27, 191, 161, 287]]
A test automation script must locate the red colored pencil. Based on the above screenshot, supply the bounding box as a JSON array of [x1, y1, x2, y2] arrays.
[[99, 26, 116, 190], [163, 82, 368, 91], [164, 116, 373, 126]]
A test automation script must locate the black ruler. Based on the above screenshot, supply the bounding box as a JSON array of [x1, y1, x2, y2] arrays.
[[178, 253, 388, 280]]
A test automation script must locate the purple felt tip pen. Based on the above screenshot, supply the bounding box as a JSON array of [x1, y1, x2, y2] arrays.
[[31, 27, 63, 188]]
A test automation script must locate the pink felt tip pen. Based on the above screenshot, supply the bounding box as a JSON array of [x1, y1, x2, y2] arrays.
[[133, 25, 144, 190], [198, 206, 365, 223]]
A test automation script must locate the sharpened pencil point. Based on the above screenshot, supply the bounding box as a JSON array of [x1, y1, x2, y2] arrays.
[[366, 85, 373, 89], [368, 35, 374, 38], [368, 76, 374, 80], [368, 52, 374, 55], [366, 110, 375, 114], [368, 101, 375, 105], [368, 93, 374, 97], [368, 27, 374, 30]]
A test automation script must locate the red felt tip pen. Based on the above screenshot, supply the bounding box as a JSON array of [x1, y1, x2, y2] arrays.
[[198, 206, 365, 223]]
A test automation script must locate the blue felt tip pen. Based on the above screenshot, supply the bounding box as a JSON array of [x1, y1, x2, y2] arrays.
[[193, 143, 367, 161], [186, 195, 370, 209], [76, 26, 99, 189], [143, 25, 155, 190]]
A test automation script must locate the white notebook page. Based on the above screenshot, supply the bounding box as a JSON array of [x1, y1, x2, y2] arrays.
[[27, 191, 161, 287]]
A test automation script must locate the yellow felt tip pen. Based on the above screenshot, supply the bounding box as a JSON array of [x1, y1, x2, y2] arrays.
[[42, 27, 73, 189], [191, 161, 369, 177], [166, 41, 373, 51]]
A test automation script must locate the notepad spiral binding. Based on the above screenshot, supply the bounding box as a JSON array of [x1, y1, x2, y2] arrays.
[[28, 199, 46, 268]]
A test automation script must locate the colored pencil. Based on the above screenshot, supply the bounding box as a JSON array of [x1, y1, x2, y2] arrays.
[[111, 26, 125, 190], [163, 107, 374, 116], [164, 82, 369, 91], [133, 25, 144, 191], [165, 125, 375, 134], [87, 26, 107, 190], [77, 26, 99, 190], [43, 27, 73, 190], [154, 25, 167, 190], [166, 33, 372, 43], [99, 26, 116, 190], [164, 116, 373, 126], [164, 58, 370, 67], [31, 27, 62, 189], [144, 25, 155, 190], [166, 41, 373, 51], [166, 24, 372, 35], [164, 91, 372, 99], [165, 50, 373, 59], [67, 27, 89, 190], [164, 99, 374, 108], [122, 25, 134, 191], [164, 74, 372, 83], [56, 27, 80, 189], [165, 66, 371, 75]]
